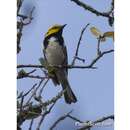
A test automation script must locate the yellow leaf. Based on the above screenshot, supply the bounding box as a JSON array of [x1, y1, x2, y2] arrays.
[[90, 27, 103, 37], [103, 31, 114, 40]]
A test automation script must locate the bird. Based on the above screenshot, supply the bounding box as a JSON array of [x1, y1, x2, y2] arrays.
[[43, 24, 77, 104]]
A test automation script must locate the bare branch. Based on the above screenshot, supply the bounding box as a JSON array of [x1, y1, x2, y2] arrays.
[[71, 0, 114, 18], [71, 0, 114, 26], [78, 115, 114, 130], [94, 115, 114, 124], [17, 69, 36, 78], [17, 14, 28, 19], [97, 37, 101, 55], [25, 80, 44, 105], [18, 74, 47, 80], [22, 7, 35, 25], [17, 0, 24, 14], [72, 23, 90, 65], [17, 69, 48, 80], [19, 96, 24, 117], [109, 0, 114, 14], [42, 89, 66, 107], [17, 83, 37, 99], [68, 115, 83, 123], [17, 65, 43, 69], [20, 89, 65, 112], [17, 6, 35, 54], [17, 49, 114, 70], [18, 89, 65, 121], [49, 111, 73, 130], [38, 79, 50, 98], [89, 49, 114, 67], [29, 119, 34, 130], [36, 101, 57, 130], [17, 95, 25, 128], [17, 20, 24, 53], [17, 64, 95, 69]]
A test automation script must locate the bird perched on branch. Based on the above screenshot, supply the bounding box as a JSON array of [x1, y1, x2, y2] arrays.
[[43, 24, 77, 104]]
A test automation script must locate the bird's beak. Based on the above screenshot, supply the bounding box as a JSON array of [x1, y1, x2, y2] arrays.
[[62, 24, 67, 29]]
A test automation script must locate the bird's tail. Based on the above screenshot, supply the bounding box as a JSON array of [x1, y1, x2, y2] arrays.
[[62, 81, 77, 104], [56, 70, 77, 104]]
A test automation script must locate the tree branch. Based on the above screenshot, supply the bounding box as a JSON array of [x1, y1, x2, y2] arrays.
[[25, 80, 44, 106], [71, 0, 114, 26], [71, 0, 113, 18], [17, 74, 47, 80], [72, 23, 90, 65], [49, 111, 73, 130], [89, 49, 114, 67], [36, 99, 58, 130], [17, 49, 114, 70], [78, 115, 114, 130], [17, 6, 35, 54], [17, 83, 37, 99], [17, 0, 24, 14], [29, 119, 34, 130]]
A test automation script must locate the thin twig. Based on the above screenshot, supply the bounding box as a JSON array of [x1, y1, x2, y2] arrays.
[[17, 69, 36, 78], [29, 119, 34, 130], [17, 0, 24, 14], [17, 83, 37, 99], [49, 110, 73, 130], [97, 37, 101, 55], [17, 19, 24, 53], [94, 115, 114, 124], [36, 102, 57, 130], [22, 89, 65, 111], [72, 23, 90, 65], [17, 96, 25, 127], [17, 65, 43, 68], [38, 79, 49, 97], [78, 115, 114, 130], [17, 74, 47, 80], [109, 0, 114, 14], [19, 96, 24, 116], [22, 7, 35, 25], [74, 56, 85, 63], [25, 80, 44, 105], [71, 0, 113, 18], [41, 89, 66, 107], [17, 6, 35, 54], [89, 49, 114, 67], [68, 115, 83, 123], [71, 0, 114, 26], [17, 14, 28, 19]]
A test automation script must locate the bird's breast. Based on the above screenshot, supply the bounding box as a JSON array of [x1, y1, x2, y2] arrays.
[[45, 41, 65, 65]]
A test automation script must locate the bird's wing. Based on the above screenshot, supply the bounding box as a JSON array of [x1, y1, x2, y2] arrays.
[[62, 45, 68, 75]]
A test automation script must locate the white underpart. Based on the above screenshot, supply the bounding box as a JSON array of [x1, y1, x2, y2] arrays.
[[45, 37, 65, 65]]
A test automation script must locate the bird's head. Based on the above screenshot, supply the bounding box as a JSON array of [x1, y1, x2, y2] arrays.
[[45, 24, 67, 38]]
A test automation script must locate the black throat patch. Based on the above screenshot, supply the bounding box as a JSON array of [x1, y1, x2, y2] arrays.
[[43, 34, 64, 49]]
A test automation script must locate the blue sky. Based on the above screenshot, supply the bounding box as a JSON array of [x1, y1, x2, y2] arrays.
[[17, 0, 114, 130]]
